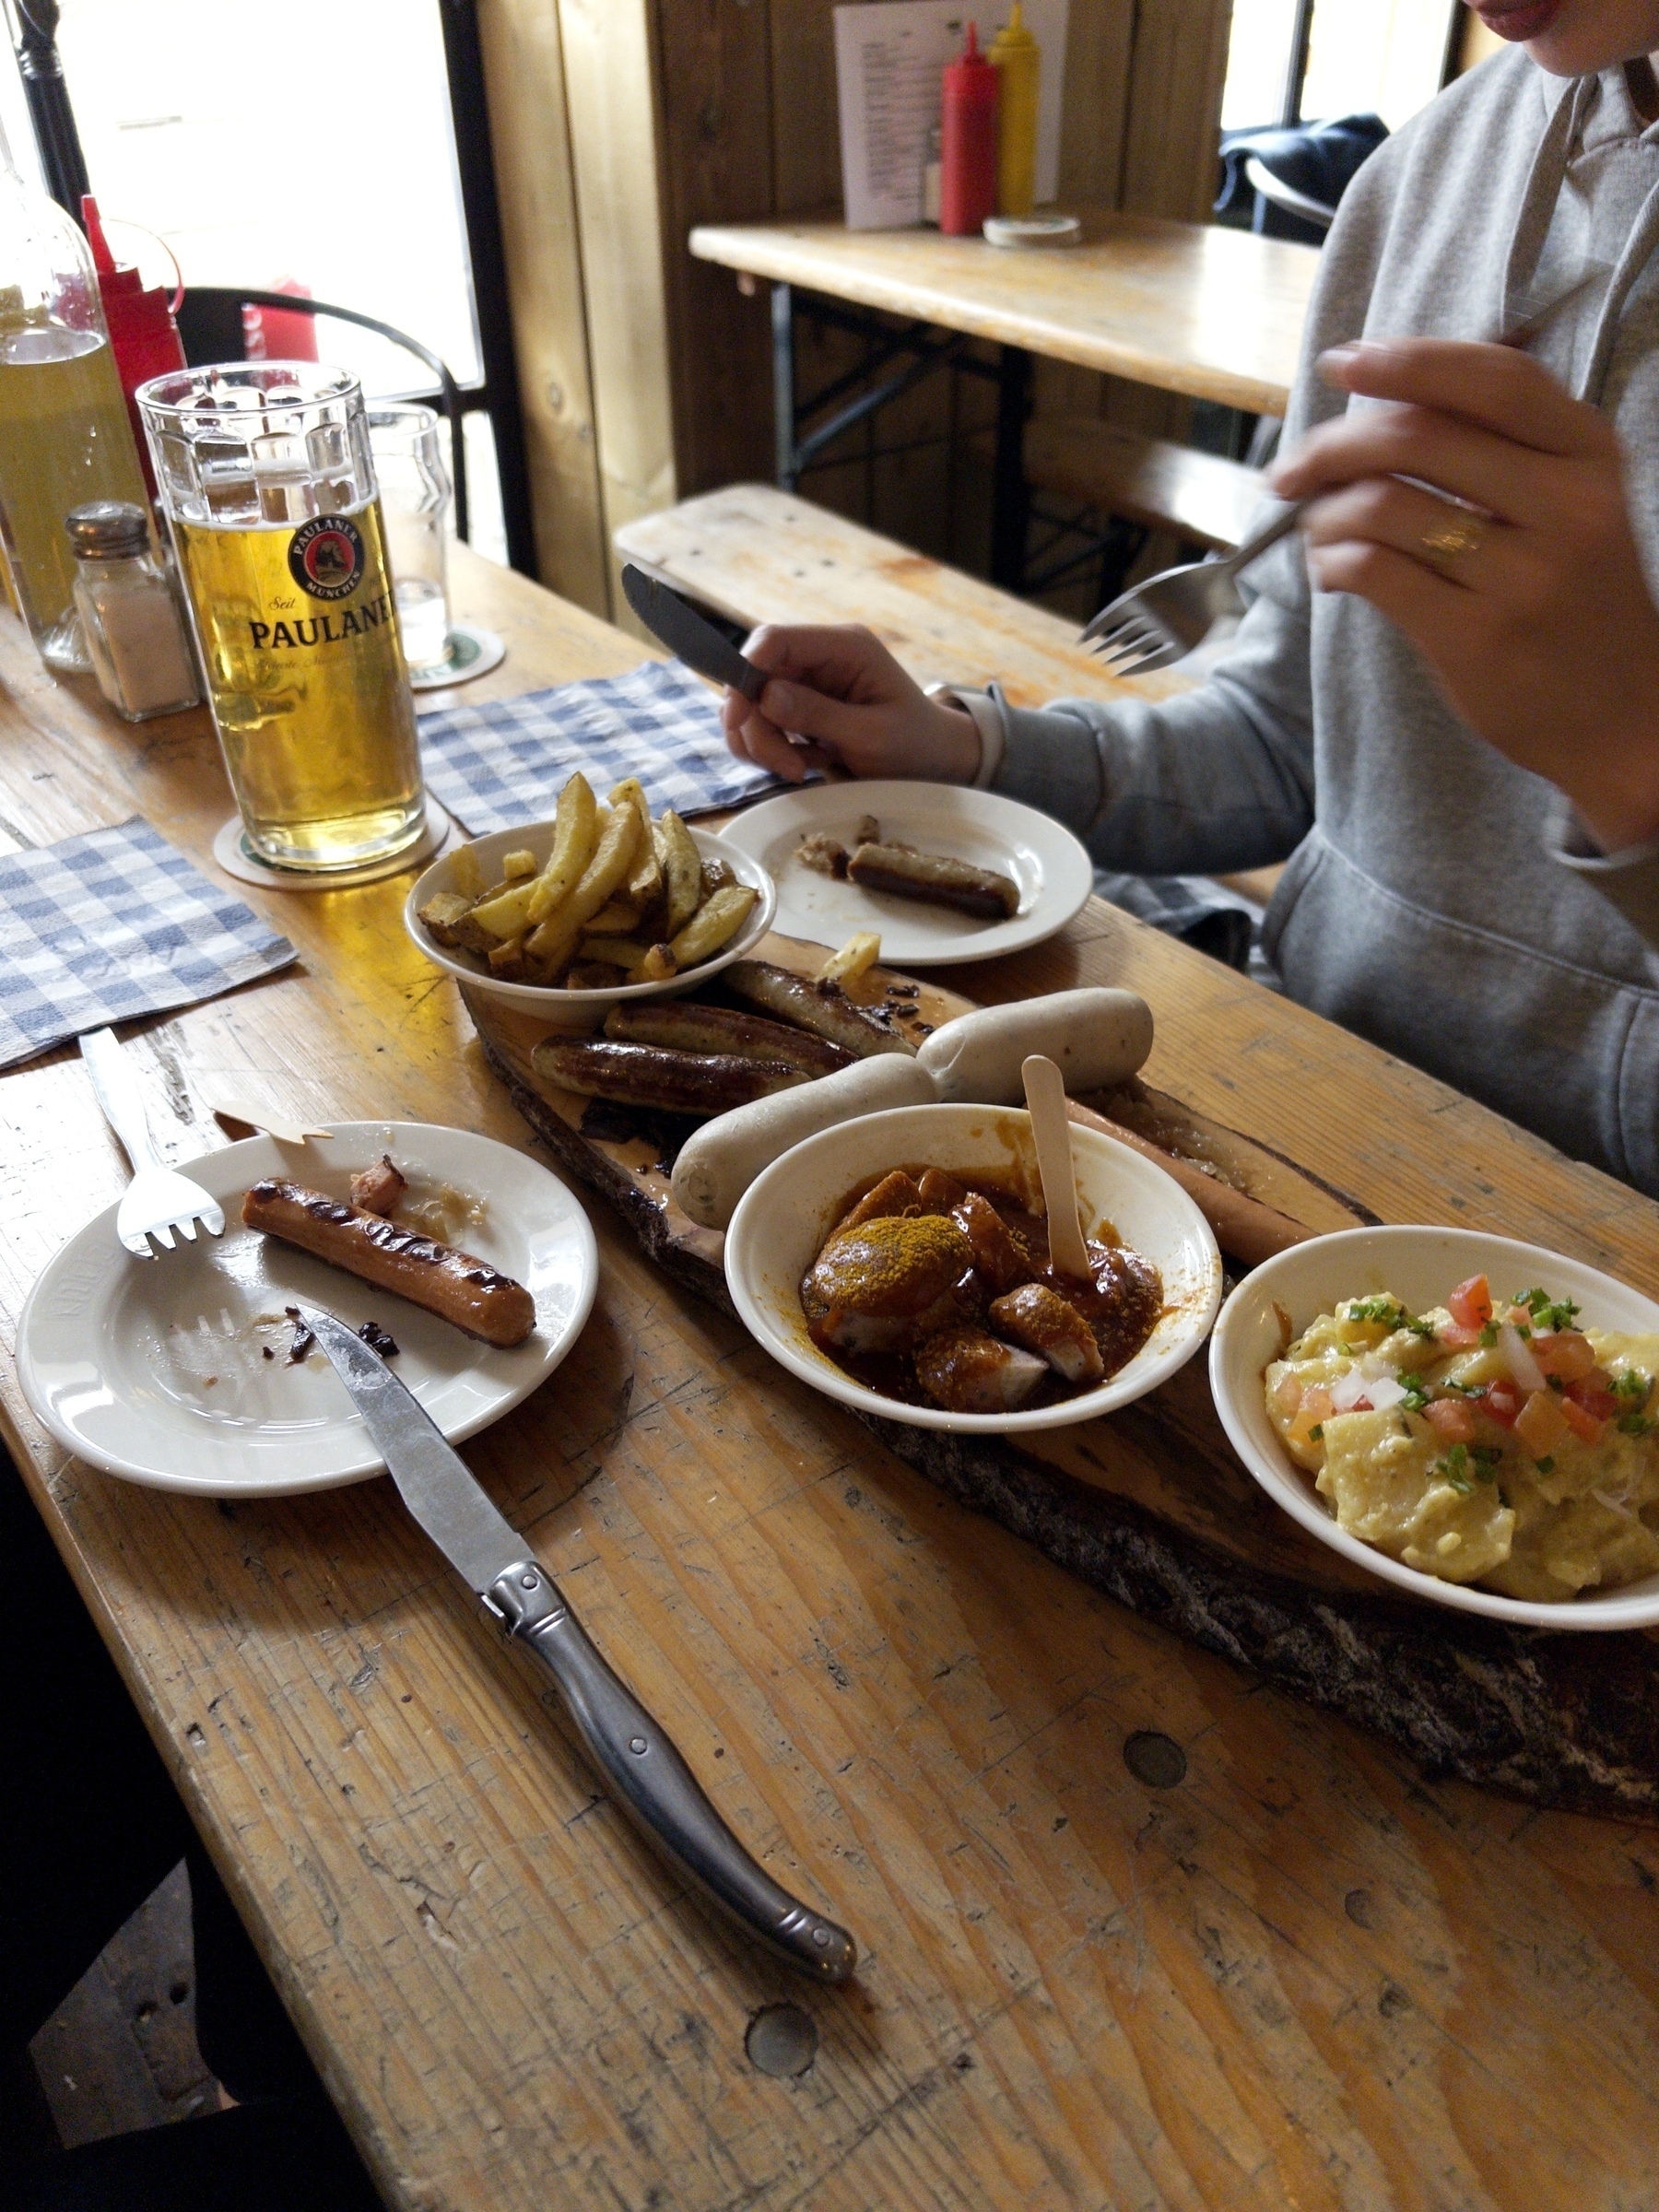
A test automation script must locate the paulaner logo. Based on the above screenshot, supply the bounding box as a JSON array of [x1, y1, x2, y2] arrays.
[[288, 514, 366, 601]]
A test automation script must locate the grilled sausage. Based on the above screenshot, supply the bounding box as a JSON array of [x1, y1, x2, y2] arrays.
[[846, 842, 1019, 919], [532, 1036, 809, 1114], [724, 959, 915, 1059], [348, 1154, 406, 1217], [241, 1179, 535, 1347], [604, 998, 852, 1075]]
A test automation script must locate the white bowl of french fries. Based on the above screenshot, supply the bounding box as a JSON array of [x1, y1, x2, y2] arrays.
[[405, 771, 775, 1029]]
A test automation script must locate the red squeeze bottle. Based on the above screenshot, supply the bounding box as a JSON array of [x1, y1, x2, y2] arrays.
[[939, 22, 998, 237], [81, 196, 185, 496]]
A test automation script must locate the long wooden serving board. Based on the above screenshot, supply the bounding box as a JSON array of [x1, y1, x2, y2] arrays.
[[465, 937, 1659, 1827]]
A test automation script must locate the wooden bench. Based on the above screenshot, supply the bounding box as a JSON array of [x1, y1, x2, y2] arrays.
[[611, 482, 1191, 710], [1024, 418, 1266, 554]]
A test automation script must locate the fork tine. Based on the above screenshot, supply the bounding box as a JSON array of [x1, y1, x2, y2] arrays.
[[176, 1217, 199, 1243], [150, 1222, 176, 1252]]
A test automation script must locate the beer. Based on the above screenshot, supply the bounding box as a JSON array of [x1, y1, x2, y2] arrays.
[[173, 498, 424, 868], [140, 362, 426, 874]]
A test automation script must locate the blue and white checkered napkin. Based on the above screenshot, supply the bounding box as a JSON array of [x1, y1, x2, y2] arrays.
[[0, 817, 298, 1070], [417, 659, 782, 836]]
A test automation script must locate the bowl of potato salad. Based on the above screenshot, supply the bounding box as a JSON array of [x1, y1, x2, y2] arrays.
[[1208, 1227, 1659, 1628]]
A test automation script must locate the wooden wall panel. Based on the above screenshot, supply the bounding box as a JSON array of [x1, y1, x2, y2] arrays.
[[474, 0, 609, 616], [649, 0, 777, 497], [1120, 0, 1234, 223], [557, 0, 680, 627]]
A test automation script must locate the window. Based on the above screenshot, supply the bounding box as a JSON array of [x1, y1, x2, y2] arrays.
[[1221, 0, 1461, 132]]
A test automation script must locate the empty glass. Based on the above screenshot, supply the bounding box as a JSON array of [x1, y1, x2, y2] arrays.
[[368, 403, 453, 676]]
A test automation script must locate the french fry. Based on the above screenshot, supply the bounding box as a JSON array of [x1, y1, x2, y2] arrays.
[[500, 849, 537, 880], [584, 898, 640, 935], [659, 809, 703, 935], [418, 891, 484, 950], [525, 801, 641, 971], [579, 936, 653, 971], [636, 943, 677, 982], [818, 930, 881, 986], [524, 771, 599, 926], [668, 881, 757, 968], [471, 780, 598, 941], [488, 935, 528, 979]]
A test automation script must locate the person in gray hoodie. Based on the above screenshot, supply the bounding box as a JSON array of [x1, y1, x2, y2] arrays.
[[722, 0, 1659, 1197]]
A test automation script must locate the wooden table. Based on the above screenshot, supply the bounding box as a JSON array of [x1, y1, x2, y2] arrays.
[[5, 544, 1659, 2210], [689, 210, 1323, 584]]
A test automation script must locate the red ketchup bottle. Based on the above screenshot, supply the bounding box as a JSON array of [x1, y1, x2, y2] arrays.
[[939, 22, 999, 238], [80, 195, 187, 497]]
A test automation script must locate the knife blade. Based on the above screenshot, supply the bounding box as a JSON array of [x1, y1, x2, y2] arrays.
[[620, 564, 768, 702], [302, 1308, 856, 1983]]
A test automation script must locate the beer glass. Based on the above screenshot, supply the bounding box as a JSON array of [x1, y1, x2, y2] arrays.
[[368, 403, 453, 676], [137, 363, 425, 873]]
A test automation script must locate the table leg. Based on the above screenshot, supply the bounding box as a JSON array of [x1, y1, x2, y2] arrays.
[[989, 344, 1033, 592], [771, 281, 797, 490]]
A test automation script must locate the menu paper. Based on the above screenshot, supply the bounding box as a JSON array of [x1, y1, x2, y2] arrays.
[[833, 1, 1068, 230]]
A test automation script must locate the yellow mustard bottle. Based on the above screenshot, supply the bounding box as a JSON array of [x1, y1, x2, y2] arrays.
[[989, 3, 1041, 218]]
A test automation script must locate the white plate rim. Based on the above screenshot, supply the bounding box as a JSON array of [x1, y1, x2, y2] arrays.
[[724, 1102, 1223, 1433], [1208, 1223, 1659, 1630], [16, 1120, 597, 1497], [404, 824, 775, 1011], [715, 779, 1094, 967]]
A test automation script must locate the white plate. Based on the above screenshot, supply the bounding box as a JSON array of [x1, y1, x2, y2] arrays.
[[724, 1102, 1222, 1433], [1208, 1225, 1659, 1630], [17, 1122, 598, 1497], [717, 781, 1093, 966], [406, 824, 775, 1030]]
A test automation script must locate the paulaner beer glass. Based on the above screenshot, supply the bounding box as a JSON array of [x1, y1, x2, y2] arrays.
[[137, 363, 425, 872]]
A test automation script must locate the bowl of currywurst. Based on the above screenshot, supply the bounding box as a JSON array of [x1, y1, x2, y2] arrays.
[[724, 1101, 1223, 1434], [1209, 1225, 1659, 1628]]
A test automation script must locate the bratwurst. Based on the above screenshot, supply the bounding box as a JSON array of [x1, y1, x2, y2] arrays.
[[241, 1179, 535, 1347]]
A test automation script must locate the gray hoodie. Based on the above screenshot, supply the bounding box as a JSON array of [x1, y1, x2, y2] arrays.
[[976, 48, 1659, 1195]]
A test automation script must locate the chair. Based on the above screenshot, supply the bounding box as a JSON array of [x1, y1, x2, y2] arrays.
[[174, 288, 471, 543]]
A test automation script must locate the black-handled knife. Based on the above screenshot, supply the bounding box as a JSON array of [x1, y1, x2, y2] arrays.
[[620, 563, 768, 702], [303, 1308, 856, 1983]]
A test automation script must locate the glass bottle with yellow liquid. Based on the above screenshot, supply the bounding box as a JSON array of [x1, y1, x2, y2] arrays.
[[137, 363, 425, 873], [0, 123, 148, 669]]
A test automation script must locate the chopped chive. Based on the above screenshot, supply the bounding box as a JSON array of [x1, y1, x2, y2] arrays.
[[1535, 1455, 1555, 1474]]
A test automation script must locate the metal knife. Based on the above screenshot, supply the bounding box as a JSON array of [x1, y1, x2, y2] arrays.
[[620, 563, 768, 702], [302, 1308, 856, 1983]]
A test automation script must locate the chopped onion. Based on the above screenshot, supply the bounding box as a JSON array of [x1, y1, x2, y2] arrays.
[[1592, 1488, 1637, 1521], [1329, 1361, 1406, 1413], [1498, 1323, 1547, 1396]]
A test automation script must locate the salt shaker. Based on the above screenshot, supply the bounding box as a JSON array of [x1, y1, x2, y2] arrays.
[[65, 500, 200, 722]]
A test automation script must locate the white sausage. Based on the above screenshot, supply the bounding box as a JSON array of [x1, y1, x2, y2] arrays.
[[671, 1054, 938, 1230], [917, 988, 1153, 1104]]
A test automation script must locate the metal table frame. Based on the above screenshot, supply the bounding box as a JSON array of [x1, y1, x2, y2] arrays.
[[770, 282, 1034, 590]]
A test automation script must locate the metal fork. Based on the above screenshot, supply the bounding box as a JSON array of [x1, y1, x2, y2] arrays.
[[80, 1028, 226, 1257], [1080, 266, 1612, 677]]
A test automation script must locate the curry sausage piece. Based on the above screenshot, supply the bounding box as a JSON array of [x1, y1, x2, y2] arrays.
[[241, 1179, 535, 1347]]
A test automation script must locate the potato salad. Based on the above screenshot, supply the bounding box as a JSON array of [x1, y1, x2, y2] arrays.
[[1264, 1275, 1659, 1601]]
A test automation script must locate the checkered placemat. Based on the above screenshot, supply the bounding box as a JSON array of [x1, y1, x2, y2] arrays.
[[0, 817, 297, 1070], [417, 659, 783, 836]]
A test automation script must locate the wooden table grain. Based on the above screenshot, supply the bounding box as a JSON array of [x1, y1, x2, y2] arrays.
[[4, 543, 1659, 2211], [689, 208, 1323, 418]]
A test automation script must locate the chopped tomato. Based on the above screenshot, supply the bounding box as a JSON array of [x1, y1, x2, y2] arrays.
[[1564, 1377, 1618, 1424], [1559, 1396, 1609, 1445], [1446, 1275, 1492, 1331], [1533, 1330, 1599, 1382], [1514, 1389, 1572, 1456], [1301, 1385, 1335, 1420], [1273, 1372, 1303, 1416], [1424, 1397, 1477, 1443], [1480, 1379, 1524, 1429], [1437, 1321, 1483, 1350]]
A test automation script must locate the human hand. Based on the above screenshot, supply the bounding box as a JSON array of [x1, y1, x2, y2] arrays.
[[1270, 337, 1659, 853], [721, 623, 980, 785]]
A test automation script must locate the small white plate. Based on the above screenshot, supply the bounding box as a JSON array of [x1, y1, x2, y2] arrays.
[[1208, 1225, 1659, 1630], [724, 1102, 1222, 1433], [717, 781, 1093, 967], [18, 1122, 597, 1497], [406, 823, 775, 1030]]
